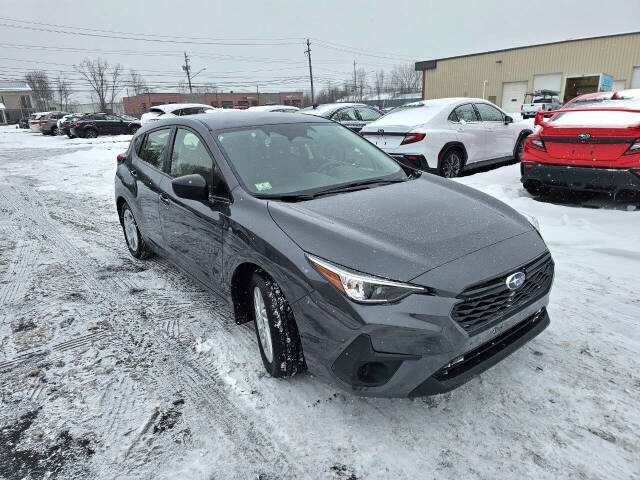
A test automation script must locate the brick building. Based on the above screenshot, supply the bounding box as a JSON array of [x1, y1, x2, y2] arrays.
[[123, 91, 303, 116]]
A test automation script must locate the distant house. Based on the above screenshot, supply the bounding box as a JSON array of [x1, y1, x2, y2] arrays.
[[0, 81, 35, 124]]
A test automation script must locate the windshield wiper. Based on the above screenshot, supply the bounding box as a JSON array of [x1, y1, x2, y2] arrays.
[[310, 178, 407, 198]]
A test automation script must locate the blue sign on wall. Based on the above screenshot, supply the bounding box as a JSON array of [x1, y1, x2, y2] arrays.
[[599, 73, 613, 92]]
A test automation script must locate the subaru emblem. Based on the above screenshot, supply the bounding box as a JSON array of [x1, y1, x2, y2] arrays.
[[577, 133, 591, 143], [506, 271, 526, 290]]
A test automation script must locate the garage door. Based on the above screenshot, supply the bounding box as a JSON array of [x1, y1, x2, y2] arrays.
[[631, 67, 640, 88], [501, 81, 527, 113], [612, 80, 626, 91], [533, 73, 562, 93]]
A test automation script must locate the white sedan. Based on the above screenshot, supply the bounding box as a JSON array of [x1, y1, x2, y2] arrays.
[[246, 105, 299, 113], [360, 98, 532, 177], [140, 103, 217, 124]]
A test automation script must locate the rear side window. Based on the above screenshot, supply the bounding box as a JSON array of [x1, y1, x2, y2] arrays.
[[475, 103, 504, 121], [357, 108, 382, 121], [454, 104, 478, 122], [138, 129, 171, 169], [331, 108, 358, 121], [448, 110, 458, 122]]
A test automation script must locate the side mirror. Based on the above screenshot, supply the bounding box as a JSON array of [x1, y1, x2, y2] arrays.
[[172, 174, 209, 201], [504, 115, 514, 124]]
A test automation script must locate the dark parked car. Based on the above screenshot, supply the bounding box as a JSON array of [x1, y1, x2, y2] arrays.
[[70, 113, 140, 138], [299, 103, 384, 132], [40, 111, 69, 135], [18, 118, 29, 129], [114, 111, 553, 397]]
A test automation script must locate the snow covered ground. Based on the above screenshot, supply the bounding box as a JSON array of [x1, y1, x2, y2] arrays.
[[0, 125, 638, 479]]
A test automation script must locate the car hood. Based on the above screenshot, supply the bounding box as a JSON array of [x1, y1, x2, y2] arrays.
[[267, 176, 534, 282]]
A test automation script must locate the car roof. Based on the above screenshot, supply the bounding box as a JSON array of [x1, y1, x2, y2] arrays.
[[139, 110, 331, 133], [299, 102, 374, 117], [150, 103, 214, 113], [247, 105, 299, 111]]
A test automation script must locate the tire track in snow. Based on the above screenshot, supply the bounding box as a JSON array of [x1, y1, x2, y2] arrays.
[[1, 185, 303, 478]]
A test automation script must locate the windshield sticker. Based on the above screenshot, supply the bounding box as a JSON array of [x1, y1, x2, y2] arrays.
[[255, 182, 272, 191]]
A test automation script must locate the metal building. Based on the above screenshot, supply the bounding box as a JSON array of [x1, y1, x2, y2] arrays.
[[415, 31, 640, 113]]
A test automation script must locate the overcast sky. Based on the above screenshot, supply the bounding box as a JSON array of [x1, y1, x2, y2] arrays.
[[2, 0, 639, 101]]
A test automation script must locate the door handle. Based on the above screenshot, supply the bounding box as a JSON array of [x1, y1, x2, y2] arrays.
[[129, 169, 137, 177], [159, 193, 170, 205]]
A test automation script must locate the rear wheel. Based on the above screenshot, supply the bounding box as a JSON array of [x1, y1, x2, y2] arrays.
[[439, 149, 463, 178], [51, 126, 58, 136], [523, 181, 550, 197], [514, 135, 526, 162], [249, 273, 304, 378], [85, 128, 98, 139]]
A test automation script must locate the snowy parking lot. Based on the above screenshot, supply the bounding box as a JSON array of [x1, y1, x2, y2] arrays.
[[0, 125, 638, 479]]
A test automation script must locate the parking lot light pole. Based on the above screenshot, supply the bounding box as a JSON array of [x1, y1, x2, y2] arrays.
[[305, 38, 315, 105]]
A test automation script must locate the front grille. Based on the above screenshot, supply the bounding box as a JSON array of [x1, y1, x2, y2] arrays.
[[451, 253, 554, 334]]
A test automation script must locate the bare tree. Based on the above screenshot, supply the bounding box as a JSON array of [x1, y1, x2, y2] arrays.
[[390, 64, 421, 94], [128, 69, 149, 95], [74, 58, 124, 112], [55, 76, 72, 111], [374, 70, 386, 107], [25, 70, 53, 110]]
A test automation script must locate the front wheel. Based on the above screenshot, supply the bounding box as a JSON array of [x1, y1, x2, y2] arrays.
[[250, 273, 304, 378], [120, 204, 152, 259], [439, 149, 463, 178]]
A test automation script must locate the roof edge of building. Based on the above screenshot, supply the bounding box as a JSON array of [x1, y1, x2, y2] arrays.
[[414, 30, 640, 71]]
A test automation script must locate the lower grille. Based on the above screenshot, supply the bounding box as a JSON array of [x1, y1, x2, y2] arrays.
[[435, 308, 546, 380], [451, 253, 554, 334]]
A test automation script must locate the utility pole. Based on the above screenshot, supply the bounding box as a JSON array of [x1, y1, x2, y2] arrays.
[[305, 38, 315, 106], [182, 51, 193, 94]]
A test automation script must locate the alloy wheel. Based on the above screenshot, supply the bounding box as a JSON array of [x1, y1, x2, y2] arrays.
[[443, 152, 462, 178], [253, 287, 274, 363], [122, 209, 139, 252]]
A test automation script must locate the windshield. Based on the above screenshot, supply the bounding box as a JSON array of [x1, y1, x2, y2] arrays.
[[216, 123, 406, 197], [563, 98, 640, 109]]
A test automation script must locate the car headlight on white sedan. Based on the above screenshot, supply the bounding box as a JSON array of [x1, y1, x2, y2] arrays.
[[307, 255, 427, 303]]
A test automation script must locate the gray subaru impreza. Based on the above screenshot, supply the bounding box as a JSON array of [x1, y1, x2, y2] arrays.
[[114, 110, 553, 397]]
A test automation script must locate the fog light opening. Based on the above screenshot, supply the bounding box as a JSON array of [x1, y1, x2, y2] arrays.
[[357, 362, 390, 385]]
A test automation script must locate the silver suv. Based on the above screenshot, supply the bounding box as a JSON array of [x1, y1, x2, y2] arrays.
[[40, 111, 69, 135]]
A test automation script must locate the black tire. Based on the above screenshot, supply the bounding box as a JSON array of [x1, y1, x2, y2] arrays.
[[85, 128, 98, 139], [119, 203, 153, 259], [67, 133, 75, 139], [129, 125, 140, 135], [438, 148, 464, 178], [51, 126, 58, 136], [249, 272, 305, 378], [514, 135, 527, 162], [523, 182, 550, 197]]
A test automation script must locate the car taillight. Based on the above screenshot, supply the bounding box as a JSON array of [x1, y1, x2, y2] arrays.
[[528, 137, 547, 152], [41, 120, 48, 124], [623, 139, 640, 155], [75, 121, 84, 126], [520, 105, 523, 110], [117, 153, 127, 165], [400, 133, 425, 145], [541, 104, 545, 110]]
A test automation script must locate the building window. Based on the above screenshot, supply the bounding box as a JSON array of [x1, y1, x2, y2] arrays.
[[141, 102, 146, 111], [284, 99, 291, 105], [237, 100, 248, 107], [210, 101, 219, 107], [251, 100, 258, 106], [20, 95, 32, 109], [292, 99, 301, 107], [221, 101, 233, 109]]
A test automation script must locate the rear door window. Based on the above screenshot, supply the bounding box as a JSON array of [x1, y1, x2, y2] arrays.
[[357, 107, 382, 121], [331, 108, 358, 121], [453, 104, 478, 122], [138, 128, 172, 169]]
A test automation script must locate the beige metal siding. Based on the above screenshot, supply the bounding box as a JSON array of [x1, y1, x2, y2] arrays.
[[420, 33, 640, 106]]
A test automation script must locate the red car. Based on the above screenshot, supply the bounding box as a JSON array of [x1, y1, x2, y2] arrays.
[[520, 89, 640, 199]]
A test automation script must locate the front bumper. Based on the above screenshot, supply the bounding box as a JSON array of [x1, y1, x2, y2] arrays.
[[292, 237, 552, 398], [521, 162, 640, 195]]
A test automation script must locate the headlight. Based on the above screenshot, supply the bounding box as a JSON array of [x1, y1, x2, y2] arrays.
[[307, 255, 426, 303]]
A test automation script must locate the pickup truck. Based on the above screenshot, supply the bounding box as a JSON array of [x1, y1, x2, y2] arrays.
[[521, 91, 561, 119]]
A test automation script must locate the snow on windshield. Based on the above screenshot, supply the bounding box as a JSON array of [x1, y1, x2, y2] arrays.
[[552, 110, 640, 126]]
